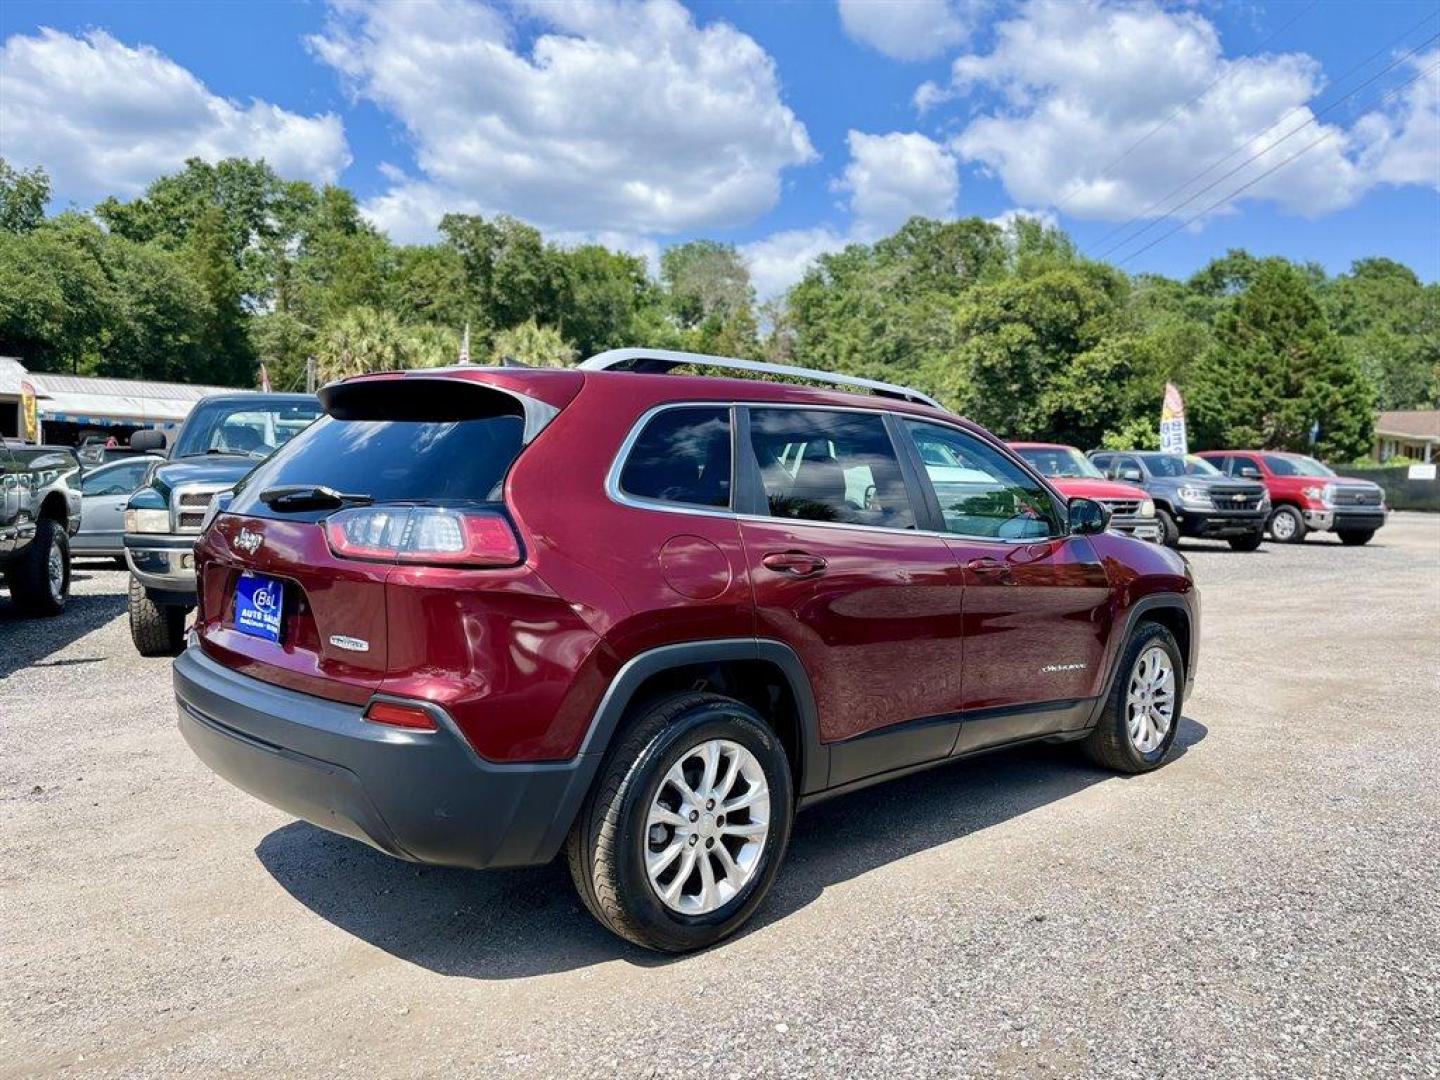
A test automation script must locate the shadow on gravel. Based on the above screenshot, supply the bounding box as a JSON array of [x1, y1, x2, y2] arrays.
[[0, 574, 128, 679], [256, 716, 1208, 979]]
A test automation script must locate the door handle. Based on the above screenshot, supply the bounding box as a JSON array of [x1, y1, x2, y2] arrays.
[[762, 551, 828, 577], [965, 556, 1013, 581]]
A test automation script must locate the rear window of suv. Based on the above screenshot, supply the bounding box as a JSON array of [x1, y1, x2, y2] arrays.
[[231, 415, 525, 512], [619, 406, 732, 509]]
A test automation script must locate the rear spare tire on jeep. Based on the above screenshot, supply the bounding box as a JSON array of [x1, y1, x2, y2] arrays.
[[4, 518, 70, 617], [567, 692, 795, 953], [129, 577, 187, 656]]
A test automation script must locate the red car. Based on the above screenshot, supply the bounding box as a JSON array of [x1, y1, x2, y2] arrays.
[[174, 350, 1199, 952], [1008, 442, 1162, 543], [1195, 450, 1387, 545]]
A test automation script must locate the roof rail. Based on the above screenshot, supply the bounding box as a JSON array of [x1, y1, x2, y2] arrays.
[[580, 348, 945, 410]]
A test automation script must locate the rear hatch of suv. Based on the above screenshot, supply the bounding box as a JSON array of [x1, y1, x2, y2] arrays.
[[193, 371, 579, 706]]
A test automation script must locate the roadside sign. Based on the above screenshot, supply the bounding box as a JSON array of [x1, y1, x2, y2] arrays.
[[1160, 383, 1187, 455]]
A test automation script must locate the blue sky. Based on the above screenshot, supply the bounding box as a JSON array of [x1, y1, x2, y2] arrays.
[[2, 1, 1436, 297]]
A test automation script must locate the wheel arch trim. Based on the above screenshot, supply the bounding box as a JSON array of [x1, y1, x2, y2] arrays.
[[1086, 594, 1198, 728]]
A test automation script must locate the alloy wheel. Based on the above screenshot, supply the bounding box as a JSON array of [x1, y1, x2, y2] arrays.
[[644, 738, 771, 916], [1126, 645, 1176, 754], [47, 538, 64, 602], [1271, 511, 1297, 541]]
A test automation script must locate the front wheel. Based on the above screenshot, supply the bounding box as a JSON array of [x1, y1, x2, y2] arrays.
[[128, 577, 187, 656], [1082, 621, 1184, 774], [567, 692, 794, 953], [1268, 505, 1307, 544], [1155, 508, 1180, 548], [1227, 530, 1264, 552], [4, 518, 70, 616], [1338, 529, 1375, 546]]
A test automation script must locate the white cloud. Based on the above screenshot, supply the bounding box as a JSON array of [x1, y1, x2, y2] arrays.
[[310, 0, 815, 241], [836, 130, 960, 238], [741, 226, 849, 301], [838, 0, 982, 62], [1353, 50, 1440, 191], [988, 207, 1059, 232], [931, 0, 1378, 222], [0, 28, 350, 203]]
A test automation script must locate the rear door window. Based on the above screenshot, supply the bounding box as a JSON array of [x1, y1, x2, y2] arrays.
[[746, 408, 915, 529], [618, 406, 732, 509]]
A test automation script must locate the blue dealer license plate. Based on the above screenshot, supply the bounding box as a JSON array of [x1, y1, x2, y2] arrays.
[[234, 572, 285, 643]]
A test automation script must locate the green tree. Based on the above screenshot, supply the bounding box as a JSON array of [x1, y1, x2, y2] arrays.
[[313, 307, 412, 382], [489, 319, 577, 368], [1322, 258, 1439, 410], [661, 240, 753, 329], [0, 159, 50, 234]]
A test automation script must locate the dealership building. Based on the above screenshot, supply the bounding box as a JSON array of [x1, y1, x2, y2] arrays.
[[1, 356, 242, 445]]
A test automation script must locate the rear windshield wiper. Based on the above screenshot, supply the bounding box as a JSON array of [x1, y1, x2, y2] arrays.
[[258, 484, 374, 512]]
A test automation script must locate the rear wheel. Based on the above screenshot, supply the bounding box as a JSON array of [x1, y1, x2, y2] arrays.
[[1268, 505, 1307, 544], [1338, 529, 1375, 546], [128, 576, 187, 656], [4, 518, 70, 616], [1082, 621, 1184, 774], [1155, 508, 1180, 548], [567, 692, 794, 953]]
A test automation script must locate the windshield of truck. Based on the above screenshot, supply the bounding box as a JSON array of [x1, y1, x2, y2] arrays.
[[1263, 454, 1333, 477], [1013, 446, 1104, 479], [173, 399, 324, 459], [1141, 453, 1222, 478]]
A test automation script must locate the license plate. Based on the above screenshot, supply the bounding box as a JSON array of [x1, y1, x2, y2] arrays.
[[234, 572, 285, 643]]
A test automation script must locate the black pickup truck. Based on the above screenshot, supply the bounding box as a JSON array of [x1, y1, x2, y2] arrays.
[[0, 441, 84, 616]]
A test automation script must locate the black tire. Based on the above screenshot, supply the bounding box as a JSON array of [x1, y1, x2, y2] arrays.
[[1227, 530, 1264, 552], [4, 518, 70, 616], [566, 692, 795, 953], [1082, 621, 1185, 774], [1155, 508, 1180, 548], [1267, 505, 1307, 544], [1338, 530, 1374, 546], [128, 576, 187, 656]]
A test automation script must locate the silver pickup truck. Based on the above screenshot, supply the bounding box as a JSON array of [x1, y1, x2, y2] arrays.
[[1, 441, 83, 616]]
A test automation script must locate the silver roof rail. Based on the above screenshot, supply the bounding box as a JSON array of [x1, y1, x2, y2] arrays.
[[580, 347, 945, 410]]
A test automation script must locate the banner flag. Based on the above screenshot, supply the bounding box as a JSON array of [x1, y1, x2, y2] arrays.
[[20, 379, 38, 443], [259, 363, 272, 393], [1160, 383, 1188, 455]]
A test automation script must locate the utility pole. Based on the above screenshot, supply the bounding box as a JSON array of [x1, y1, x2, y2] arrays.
[[305, 356, 316, 395]]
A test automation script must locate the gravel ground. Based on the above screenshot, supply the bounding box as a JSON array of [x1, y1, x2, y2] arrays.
[[2, 516, 1438, 1078]]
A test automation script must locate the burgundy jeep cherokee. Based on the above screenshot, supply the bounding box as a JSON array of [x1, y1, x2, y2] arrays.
[[175, 349, 1199, 952]]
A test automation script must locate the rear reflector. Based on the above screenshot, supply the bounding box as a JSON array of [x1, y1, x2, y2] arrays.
[[364, 700, 439, 731], [325, 506, 521, 567]]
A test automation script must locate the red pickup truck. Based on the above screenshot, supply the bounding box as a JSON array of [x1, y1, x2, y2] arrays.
[[1194, 450, 1388, 545], [1009, 442, 1161, 542]]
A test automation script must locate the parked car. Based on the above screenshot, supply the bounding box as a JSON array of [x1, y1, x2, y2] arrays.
[[1088, 450, 1268, 550], [0, 443, 82, 615], [124, 393, 323, 656], [1194, 450, 1388, 545], [73, 456, 163, 562], [174, 350, 1200, 953], [1008, 441, 1161, 542]]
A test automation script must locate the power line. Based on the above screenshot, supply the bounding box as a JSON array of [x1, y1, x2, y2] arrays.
[[1088, 11, 1440, 260], [1049, 1, 1319, 216], [1115, 60, 1440, 268]]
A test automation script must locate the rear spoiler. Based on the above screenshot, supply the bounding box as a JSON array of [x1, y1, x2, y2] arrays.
[[320, 374, 562, 444]]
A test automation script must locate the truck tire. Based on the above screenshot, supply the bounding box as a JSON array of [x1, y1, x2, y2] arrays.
[[1082, 621, 1184, 774], [567, 691, 794, 953], [128, 576, 187, 656], [1267, 505, 1307, 543], [1338, 529, 1375, 546], [4, 518, 70, 616], [1155, 508, 1180, 548]]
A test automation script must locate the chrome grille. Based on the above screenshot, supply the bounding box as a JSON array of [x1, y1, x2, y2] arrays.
[[171, 485, 227, 534], [1334, 486, 1381, 507], [1099, 498, 1141, 516]]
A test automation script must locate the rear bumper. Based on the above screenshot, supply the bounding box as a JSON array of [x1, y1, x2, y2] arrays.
[[125, 533, 198, 597], [173, 645, 592, 870], [1176, 509, 1267, 537]]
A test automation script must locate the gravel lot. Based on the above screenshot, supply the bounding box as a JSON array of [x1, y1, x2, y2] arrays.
[[3, 516, 1438, 1078]]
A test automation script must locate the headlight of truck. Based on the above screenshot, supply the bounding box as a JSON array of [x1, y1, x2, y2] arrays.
[[1177, 484, 1213, 507], [124, 508, 171, 534], [1301, 484, 1335, 506], [1138, 498, 1156, 518]]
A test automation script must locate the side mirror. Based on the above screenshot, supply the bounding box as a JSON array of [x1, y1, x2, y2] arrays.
[[1068, 496, 1111, 536], [1120, 467, 1142, 482], [130, 429, 166, 453], [1239, 467, 1261, 479]]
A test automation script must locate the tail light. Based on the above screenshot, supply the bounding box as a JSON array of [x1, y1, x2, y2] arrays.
[[364, 700, 439, 731], [325, 506, 521, 567]]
